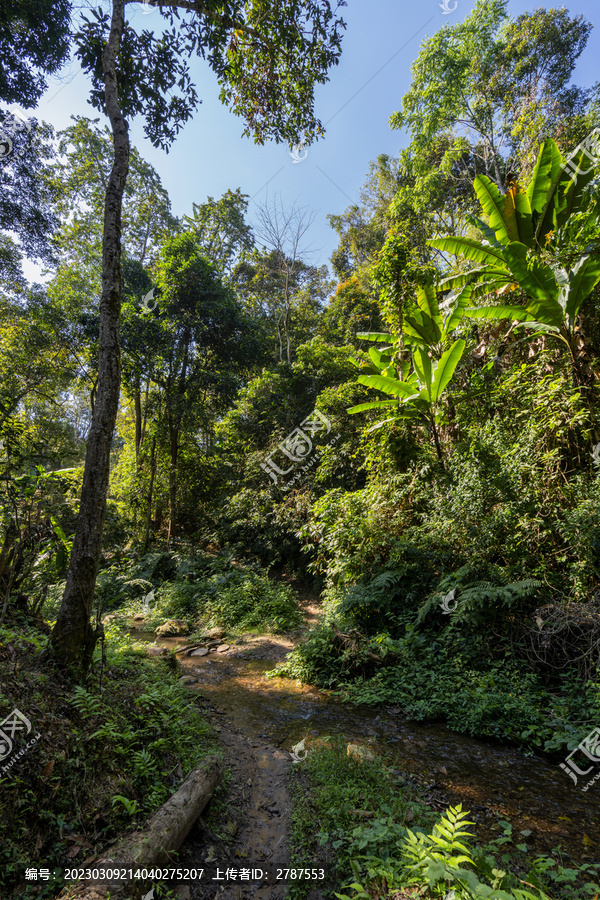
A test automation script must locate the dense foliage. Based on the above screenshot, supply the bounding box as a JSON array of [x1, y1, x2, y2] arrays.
[[2, 0, 600, 895]]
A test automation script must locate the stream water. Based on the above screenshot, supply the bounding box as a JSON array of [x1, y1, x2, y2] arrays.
[[133, 629, 600, 869]]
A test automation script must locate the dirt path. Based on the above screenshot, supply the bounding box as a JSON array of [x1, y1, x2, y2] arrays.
[[162, 635, 303, 900]]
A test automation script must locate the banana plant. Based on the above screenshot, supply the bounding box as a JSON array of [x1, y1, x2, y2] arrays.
[[348, 330, 466, 469], [428, 137, 600, 382]]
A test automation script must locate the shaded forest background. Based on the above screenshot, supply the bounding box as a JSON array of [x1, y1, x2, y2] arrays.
[[2, 0, 600, 766]]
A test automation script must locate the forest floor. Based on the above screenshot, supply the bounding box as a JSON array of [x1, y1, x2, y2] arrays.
[[146, 592, 333, 899], [138, 584, 600, 900], [176, 636, 302, 900]]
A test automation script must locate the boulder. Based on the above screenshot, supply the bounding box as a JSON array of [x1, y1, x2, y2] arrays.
[[347, 743, 376, 762], [190, 647, 209, 657], [206, 626, 226, 640], [155, 619, 189, 637], [179, 675, 198, 685]]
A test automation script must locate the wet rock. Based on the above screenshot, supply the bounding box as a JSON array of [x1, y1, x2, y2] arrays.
[[147, 646, 168, 657], [156, 619, 189, 637], [179, 675, 198, 684], [207, 627, 226, 640], [347, 743, 376, 762], [190, 647, 209, 657]]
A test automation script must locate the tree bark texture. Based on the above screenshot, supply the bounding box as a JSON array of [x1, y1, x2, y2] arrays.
[[50, 0, 130, 672]]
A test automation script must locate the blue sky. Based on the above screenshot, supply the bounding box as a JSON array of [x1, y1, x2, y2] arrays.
[[27, 0, 600, 280]]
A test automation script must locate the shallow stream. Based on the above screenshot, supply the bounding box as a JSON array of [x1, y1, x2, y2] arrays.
[[134, 628, 600, 868]]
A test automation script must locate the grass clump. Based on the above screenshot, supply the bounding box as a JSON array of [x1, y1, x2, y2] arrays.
[[200, 569, 302, 632], [287, 738, 433, 899], [288, 743, 600, 900]]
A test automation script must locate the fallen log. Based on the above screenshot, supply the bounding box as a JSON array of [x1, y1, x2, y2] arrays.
[[59, 754, 223, 900]]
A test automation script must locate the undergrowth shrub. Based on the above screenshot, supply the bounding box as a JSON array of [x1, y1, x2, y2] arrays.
[[0, 623, 215, 899], [335, 804, 600, 900], [199, 570, 302, 631]]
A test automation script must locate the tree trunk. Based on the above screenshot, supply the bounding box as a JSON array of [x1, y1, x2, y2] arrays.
[[50, 0, 129, 673], [429, 415, 446, 473], [143, 432, 157, 551], [57, 755, 223, 900], [283, 257, 292, 364], [167, 422, 179, 546], [134, 376, 142, 459]]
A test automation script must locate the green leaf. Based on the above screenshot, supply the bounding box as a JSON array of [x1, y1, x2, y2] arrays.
[[466, 213, 504, 247], [347, 400, 399, 414], [503, 242, 558, 303], [503, 184, 533, 247], [429, 236, 508, 267], [464, 305, 531, 321], [404, 284, 443, 346], [412, 346, 433, 392], [50, 516, 68, 544], [474, 175, 512, 243], [513, 321, 561, 336], [430, 339, 465, 403], [356, 331, 395, 343], [562, 255, 600, 325], [535, 135, 598, 242], [357, 374, 419, 398], [557, 132, 600, 230], [442, 282, 473, 336], [527, 139, 562, 216], [368, 347, 389, 370]]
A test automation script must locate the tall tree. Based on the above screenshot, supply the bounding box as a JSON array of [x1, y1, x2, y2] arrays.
[[0, 0, 71, 263], [53, 117, 177, 269], [328, 154, 404, 280], [255, 195, 317, 364], [153, 233, 252, 540], [389, 0, 593, 235], [49, 0, 347, 671], [182, 188, 253, 276]]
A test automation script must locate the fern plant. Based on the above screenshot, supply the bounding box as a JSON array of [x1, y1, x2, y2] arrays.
[[417, 565, 541, 626], [335, 806, 555, 900], [401, 804, 475, 886], [71, 687, 105, 720]]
